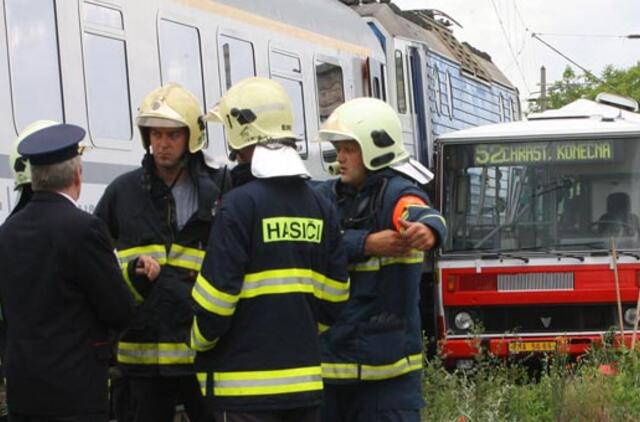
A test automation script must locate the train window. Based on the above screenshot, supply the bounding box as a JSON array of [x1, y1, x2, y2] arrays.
[[81, 3, 131, 143], [395, 50, 406, 114], [83, 3, 123, 30], [373, 77, 381, 99], [446, 70, 454, 119], [273, 76, 307, 157], [270, 51, 301, 74], [5, 0, 64, 132], [83, 33, 132, 141], [315, 62, 344, 123], [510, 97, 519, 120], [159, 20, 205, 107], [433, 65, 442, 116], [503, 95, 512, 121], [220, 35, 255, 92], [380, 64, 387, 101], [270, 49, 307, 157]]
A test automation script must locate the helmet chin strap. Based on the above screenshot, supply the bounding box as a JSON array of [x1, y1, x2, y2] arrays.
[[228, 149, 238, 162]]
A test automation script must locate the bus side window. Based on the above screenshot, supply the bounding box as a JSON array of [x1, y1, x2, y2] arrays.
[[159, 19, 206, 143], [270, 50, 307, 157], [5, 0, 64, 133], [315, 61, 344, 124], [81, 2, 132, 144], [219, 35, 255, 92], [395, 50, 406, 114]]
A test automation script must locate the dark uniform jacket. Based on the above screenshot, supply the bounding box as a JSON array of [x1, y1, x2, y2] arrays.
[[190, 168, 350, 412], [95, 153, 227, 377], [0, 191, 134, 416], [315, 169, 447, 406]]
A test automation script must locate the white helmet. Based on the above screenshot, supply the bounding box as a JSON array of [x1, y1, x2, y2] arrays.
[[317, 98, 433, 184], [204, 77, 308, 178], [137, 84, 205, 153], [9, 120, 59, 189]]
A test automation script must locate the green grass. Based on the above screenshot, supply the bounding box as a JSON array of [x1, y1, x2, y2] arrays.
[[421, 336, 640, 421]]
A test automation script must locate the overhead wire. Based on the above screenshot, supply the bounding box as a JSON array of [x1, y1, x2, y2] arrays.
[[489, 0, 531, 96], [531, 33, 619, 92]]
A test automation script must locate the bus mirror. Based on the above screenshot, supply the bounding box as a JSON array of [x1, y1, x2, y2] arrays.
[[455, 174, 470, 213]]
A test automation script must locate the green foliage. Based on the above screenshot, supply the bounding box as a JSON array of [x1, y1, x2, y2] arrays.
[[421, 340, 640, 421], [528, 61, 640, 113]]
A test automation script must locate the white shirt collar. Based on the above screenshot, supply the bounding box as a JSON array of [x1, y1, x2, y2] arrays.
[[56, 191, 78, 207]]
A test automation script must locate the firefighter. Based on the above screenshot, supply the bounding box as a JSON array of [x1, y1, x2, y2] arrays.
[[94, 84, 228, 422], [315, 98, 447, 422], [0, 124, 134, 421], [7, 120, 59, 218], [190, 76, 349, 422]]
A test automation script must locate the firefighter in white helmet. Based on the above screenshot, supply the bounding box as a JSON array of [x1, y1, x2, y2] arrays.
[[7, 120, 59, 217], [95, 84, 228, 422], [190, 77, 348, 422], [315, 97, 447, 422]]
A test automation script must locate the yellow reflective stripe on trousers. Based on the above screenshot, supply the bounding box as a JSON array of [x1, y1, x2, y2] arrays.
[[167, 244, 205, 271], [117, 342, 195, 365], [192, 273, 239, 316], [117, 244, 167, 265], [213, 366, 323, 396], [190, 316, 218, 352], [242, 268, 349, 302], [120, 264, 144, 303], [322, 353, 423, 381]]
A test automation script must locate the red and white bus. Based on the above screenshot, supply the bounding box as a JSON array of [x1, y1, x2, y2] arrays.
[[435, 93, 640, 368]]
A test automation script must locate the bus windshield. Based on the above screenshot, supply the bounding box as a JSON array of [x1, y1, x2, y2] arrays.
[[441, 138, 640, 253]]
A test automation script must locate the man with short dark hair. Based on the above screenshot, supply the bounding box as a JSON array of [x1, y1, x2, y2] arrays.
[[95, 84, 227, 422], [0, 124, 134, 422], [316, 98, 447, 422]]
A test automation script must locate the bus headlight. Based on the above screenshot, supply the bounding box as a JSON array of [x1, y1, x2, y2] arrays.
[[624, 307, 637, 326], [454, 311, 474, 331]]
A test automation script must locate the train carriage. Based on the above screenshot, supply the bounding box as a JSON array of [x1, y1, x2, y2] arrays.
[[0, 0, 385, 220]]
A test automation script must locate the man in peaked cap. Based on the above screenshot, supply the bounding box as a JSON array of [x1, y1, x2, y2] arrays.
[[0, 124, 134, 422]]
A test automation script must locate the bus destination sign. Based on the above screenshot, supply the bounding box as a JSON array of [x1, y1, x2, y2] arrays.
[[473, 140, 614, 166]]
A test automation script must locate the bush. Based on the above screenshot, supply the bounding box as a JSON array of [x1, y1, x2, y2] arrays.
[[421, 338, 640, 421]]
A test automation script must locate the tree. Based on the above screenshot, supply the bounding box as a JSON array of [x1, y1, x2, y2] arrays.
[[529, 61, 640, 112]]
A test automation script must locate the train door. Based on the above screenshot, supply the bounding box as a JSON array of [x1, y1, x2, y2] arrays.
[[408, 46, 429, 166], [393, 39, 428, 164]]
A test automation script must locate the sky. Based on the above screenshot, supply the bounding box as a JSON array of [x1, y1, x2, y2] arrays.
[[393, 0, 640, 111]]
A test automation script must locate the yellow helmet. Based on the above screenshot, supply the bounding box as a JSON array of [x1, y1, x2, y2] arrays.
[[317, 97, 408, 171], [9, 120, 59, 189], [204, 77, 295, 150], [136, 84, 204, 153]]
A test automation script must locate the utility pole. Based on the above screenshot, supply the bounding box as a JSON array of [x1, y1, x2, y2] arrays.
[[540, 66, 547, 111]]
